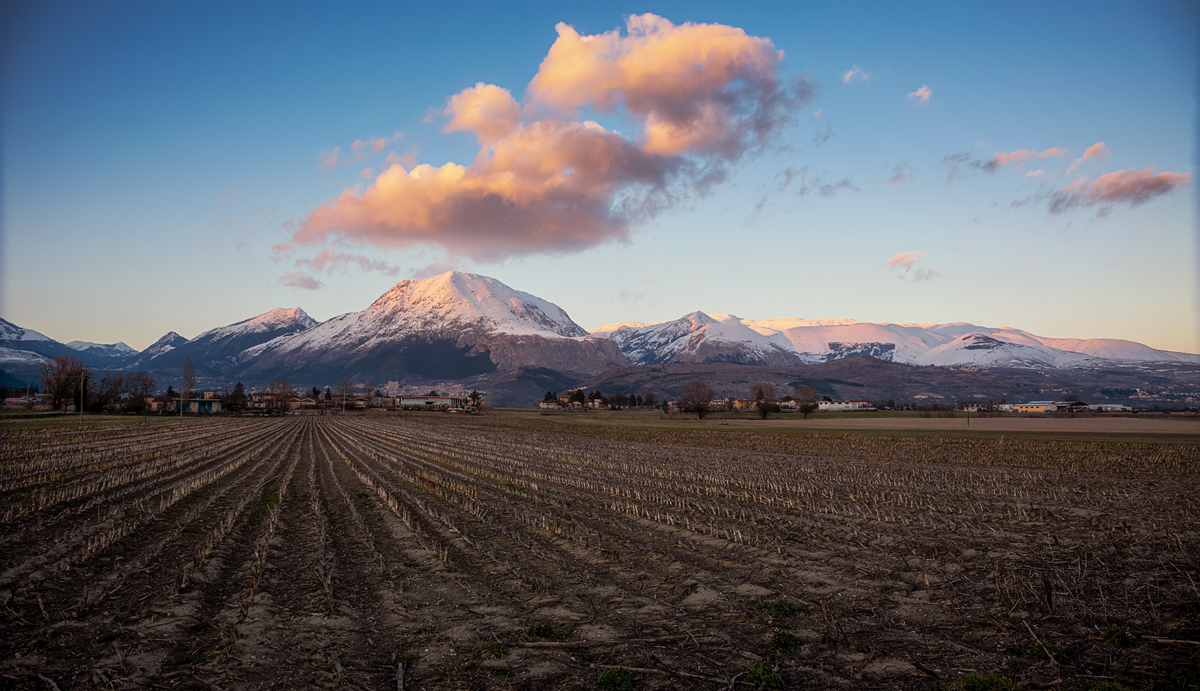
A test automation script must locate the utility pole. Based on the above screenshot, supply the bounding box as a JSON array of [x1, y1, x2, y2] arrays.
[[965, 385, 970, 428], [79, 371, 85, 425]]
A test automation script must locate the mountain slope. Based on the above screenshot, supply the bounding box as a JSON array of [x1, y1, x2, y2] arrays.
[[138, 308, 319, 376], [240, 272, 627, 383]]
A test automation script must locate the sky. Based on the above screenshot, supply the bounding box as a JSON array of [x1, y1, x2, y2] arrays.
[[2, 0, 1198, 354]]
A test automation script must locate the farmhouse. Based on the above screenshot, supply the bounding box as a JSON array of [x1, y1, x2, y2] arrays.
[[818, 399, 873, 412], [1013, 401, 1061, 413], [400, 395, 466, 410], [1089, 403, 1133, 412]]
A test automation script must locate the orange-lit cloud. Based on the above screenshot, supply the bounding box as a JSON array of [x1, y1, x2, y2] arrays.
[[907, 85, 932, 103], [293, 15, 810, 261], [1025, 169, 1045, 178], [1049, 168, 1191, 214], [885, 251, 924, 268], [1065, 141, 1110, 174], [318, 148, 339, 169], [350, 132, 403, 158], [885, 251, 937, 281], [279, 271, 322, 290], [992, 147, 1067, 167], [296, 248, 399, 275]]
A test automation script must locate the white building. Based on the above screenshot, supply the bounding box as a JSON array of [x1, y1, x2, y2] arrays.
[[818, 399, 873, 412]]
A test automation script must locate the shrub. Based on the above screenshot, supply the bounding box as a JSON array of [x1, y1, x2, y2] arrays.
[[595, 668, 635, 690]]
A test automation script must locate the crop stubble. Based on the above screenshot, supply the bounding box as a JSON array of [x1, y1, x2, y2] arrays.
[[1, 415, 1196, 690]]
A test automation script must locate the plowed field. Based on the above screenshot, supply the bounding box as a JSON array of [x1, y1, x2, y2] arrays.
[[2, 415, 1197, 690]]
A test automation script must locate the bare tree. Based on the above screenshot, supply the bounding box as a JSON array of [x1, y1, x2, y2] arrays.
[[751, 382, 776, 402], [756, 399, 780, 420], [681, 382, 713, 420], [363, 379, 376, 406], [94, 371, 125, 412], [793, 384, 819, 419], [642, 392, 657, 409], [181, 356, 195, 417], [125, 371, 157, 417], [39, 354, 85, 411], [339, 377, 356, 413]]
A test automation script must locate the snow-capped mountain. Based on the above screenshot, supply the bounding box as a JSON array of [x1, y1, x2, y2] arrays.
[[66, 340, 136, 358], [592, 312, 1198, 370], [137, 308, 319, 375], [609, 312, 804, 366], [240, 272, 626, 382], [0, 319, 52, 342]]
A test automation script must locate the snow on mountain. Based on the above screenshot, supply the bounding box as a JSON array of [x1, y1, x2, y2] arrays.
[[241, 272, 626, 381], [140, 332, 188, 361], [195, 307, 318, 341], [607, 312, 805, 366], [594, 312, 1196, 370], [0, 346, 50, 368], [0, 318, 52, 342], [911, 333, 1096, 368], [67, 340, 136, 357]]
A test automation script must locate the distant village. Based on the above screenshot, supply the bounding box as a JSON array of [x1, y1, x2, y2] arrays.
[[0, 353, 1148, 416]]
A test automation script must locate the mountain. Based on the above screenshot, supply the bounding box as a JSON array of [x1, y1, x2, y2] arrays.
[[592, 312, 1198, 370], [608, 312, 804, 366], [136, 308, 318, 376], [239, 272, 627, 383], [66, 340, 136, 358]]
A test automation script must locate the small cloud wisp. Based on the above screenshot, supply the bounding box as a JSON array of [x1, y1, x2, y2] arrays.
[[1049, 168, 1191, 215]]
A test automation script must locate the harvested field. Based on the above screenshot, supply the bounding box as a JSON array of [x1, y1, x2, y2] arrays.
[[1, 415, 1197, 690]]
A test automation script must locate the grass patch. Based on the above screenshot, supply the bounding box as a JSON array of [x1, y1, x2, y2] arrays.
[[499, 482, 528, 493], [595, 668, 635, 690], [743, 665, 782, 690], [175, 653, 217, 666], [758, 600, 800, 617], [403, 561, 419, 568], [939, 673, 1021, 691], [1101, 624, 1138, 649], [1024, 641, 1065, 662], [480, 642, 506, 659], [769, 631, 801, 652], [526, 623, 573, 641], [487, 666, 515, 678]]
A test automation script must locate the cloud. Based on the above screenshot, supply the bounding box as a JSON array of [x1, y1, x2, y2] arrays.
[[618, 290, 645, 301], [360, 167, 375, 179], [410, 261, 455, 279], [1065, 141, 1110, 174], [1049, 168, 1191, 214], [812, 121, 834, 146], [279, 271, 322, 290], [885, 251, 937, 281], [292, 14, 812, 262], [777, 166, 859, 197], [885, 251, 924, 268], [318, 148, 340, 169], [907, 85, 932, 103], [1025, 169, 1045, 178], [887, 162, 913, 186], [350, 132, 403, 159], [296, 248, 400, 275], [842, 65, 871, 84], [941, 146, 1066, 179]]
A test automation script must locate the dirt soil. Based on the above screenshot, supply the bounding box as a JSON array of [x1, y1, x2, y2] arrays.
[[1, 414, 1197, 690]]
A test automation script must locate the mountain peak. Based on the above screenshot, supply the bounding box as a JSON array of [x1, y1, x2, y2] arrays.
[[369, 271, 587, 338], [196, 307, 318, 341]]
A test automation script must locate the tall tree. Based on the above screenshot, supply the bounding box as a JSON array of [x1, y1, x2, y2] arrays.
[[124, 371, 156, 416], [181, 356, 195, 417], [94, 371, 125, 412], [681, 382, 713, 420], [751, 383, 775, 401], [469, 390, 483, 407], [39, 354, 85, 411], [642, 392, 657, 409]]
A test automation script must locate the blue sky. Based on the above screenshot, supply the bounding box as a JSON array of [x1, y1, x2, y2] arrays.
[[2, 0, 1196, 352]]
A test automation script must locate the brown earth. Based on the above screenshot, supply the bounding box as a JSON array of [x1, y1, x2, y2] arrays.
[[1, 414, 1197, 690]]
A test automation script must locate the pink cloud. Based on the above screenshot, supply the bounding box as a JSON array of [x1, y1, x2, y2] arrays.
[[296, 248, 399, 275], [279, 271, 322, 290], [1025, 169, 1045, 178], [360, 167, 375, 179], [1066, 141, 1110, 174], [1049, 168, 1191, 214], [885, 251, 924, 268], [907, 85, 932, 103], [383, 151, 417, 169], [992, 147, 1067, 167], [842, 65, 871, 84], [350, 132, 403, 159], [292, 14, 811, 262], [410, 261, 455, 279], [318, 148, 340, 169]]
